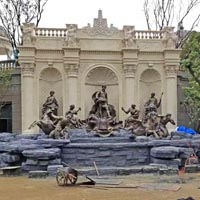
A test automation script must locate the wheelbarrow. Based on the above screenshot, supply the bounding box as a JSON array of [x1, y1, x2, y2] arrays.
[[56, 162, 95, 186]]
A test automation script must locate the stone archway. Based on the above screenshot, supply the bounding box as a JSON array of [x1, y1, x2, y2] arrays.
[[85, 67, 119, 118], [139, 69, 162, 115], [39, 68, 63, 116]]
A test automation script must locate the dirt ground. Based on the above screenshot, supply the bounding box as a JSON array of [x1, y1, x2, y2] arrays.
[[0, 173, 200, 200]]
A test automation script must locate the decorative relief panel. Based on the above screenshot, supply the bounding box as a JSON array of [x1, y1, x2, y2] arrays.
[[65, 64, 79, 76], [21, 63, 35, 76], [85, 67, 118, 86], [123, 65, 137, 77], [82, 10, 118, 36], [164, 65, 179, 77]]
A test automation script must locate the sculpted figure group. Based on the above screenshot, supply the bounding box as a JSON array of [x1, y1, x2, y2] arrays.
[[122, 92, 175, 138], [29, 87, 175, 139]]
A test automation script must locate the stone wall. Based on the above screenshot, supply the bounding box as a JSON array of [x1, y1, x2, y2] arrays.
[[0, 68, 21, 133], [177, 71, 190, 127], [0, 130, 200, 176]]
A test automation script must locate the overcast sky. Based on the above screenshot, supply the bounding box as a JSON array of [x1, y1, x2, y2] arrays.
[[39, 0, 146, 29], [39, 0, 200, 30]]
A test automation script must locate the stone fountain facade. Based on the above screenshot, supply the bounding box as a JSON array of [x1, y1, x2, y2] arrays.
[[2, 10, 181, 133]]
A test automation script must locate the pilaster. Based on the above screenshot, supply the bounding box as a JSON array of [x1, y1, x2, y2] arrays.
[[64, 63, 79, 107], [164, 65, 179, 127], [122, 48, 138, 108], [123, 64, 137, 108], [21, 62, 36, 133]]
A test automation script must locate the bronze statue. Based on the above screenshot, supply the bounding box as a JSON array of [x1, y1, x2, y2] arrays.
[[121, 104, 140, 128], [144, 92, 163, 120], [130, 111, 175, 139], [156, 113, 175, 138], [87, 86, 122, 136], [42, 91, 59, 115], [131, 111, 160, 138], [29, 108, 62, 135], [48, 105, 84, 139], [65, 105, 82, 128], [91, 85, 111, 118]]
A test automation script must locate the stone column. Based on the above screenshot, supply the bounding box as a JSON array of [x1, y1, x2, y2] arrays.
[[123, 65, 137, 108], [165, 65, 178, 125], [21, 63, 35, 133], [65, 64, 79, 106]]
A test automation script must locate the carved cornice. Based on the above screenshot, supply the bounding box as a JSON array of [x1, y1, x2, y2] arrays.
[[18, 46, 36, 52], [21, 63, 35, 76], [64, 63, 79, 77], [36, 49, 63, 55], [81, 50, 121, 55]]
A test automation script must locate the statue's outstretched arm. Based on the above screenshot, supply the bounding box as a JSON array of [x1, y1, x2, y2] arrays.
[[121, 107, 129, 114]]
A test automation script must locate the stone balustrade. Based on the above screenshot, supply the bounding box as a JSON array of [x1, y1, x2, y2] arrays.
[[0, 60, 16, 70], [35, 27, 164, 39], [35, 28, 67, 37], [135, 30, 163, 39]]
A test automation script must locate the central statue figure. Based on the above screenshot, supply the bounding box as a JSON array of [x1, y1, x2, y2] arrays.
[[91, 85, 112, 118], [87, 85, 122, 135]]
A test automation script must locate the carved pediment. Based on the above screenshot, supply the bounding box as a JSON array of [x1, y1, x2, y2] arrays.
[[82, 10, 118, 36]]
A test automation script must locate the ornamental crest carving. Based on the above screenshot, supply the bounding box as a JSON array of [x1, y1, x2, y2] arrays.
[[82, 10, 118, 36]]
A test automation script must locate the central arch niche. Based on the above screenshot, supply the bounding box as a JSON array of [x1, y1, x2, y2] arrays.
[[85, 67, 119, 118], [39, 68, 63, 117], [139, 69, 162, 115]]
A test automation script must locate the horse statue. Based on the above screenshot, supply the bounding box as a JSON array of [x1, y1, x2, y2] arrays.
[[28, 109, 61, 135], [131, 111, 160, 138], [29, 108, 85, 139]]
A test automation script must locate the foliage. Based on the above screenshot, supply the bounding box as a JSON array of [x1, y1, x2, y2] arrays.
[[0, 0, 48, 53], [180, 31, 200, 131], [0, 70, 12, 115]]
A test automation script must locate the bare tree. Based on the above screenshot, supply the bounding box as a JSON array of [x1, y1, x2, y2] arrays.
[[143, 0, 200, 47], [0, 0, 48, 54]]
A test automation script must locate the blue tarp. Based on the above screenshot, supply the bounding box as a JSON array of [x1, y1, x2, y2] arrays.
[[177, 126, 197, 135]]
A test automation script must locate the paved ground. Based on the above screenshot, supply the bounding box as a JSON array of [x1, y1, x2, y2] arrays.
[[0, 173, 200, 200]]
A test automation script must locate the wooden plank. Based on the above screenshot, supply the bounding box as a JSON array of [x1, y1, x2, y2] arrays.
[[87, 176, 122, 185], [80, 184, 181, 191], [93, 161, 100, 177], [81, 184, 138, 189], [0, 166, 21, 170]]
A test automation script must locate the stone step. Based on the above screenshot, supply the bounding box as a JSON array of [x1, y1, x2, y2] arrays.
[[70, 136, 133, 143], [62, 165, 178, 176]]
